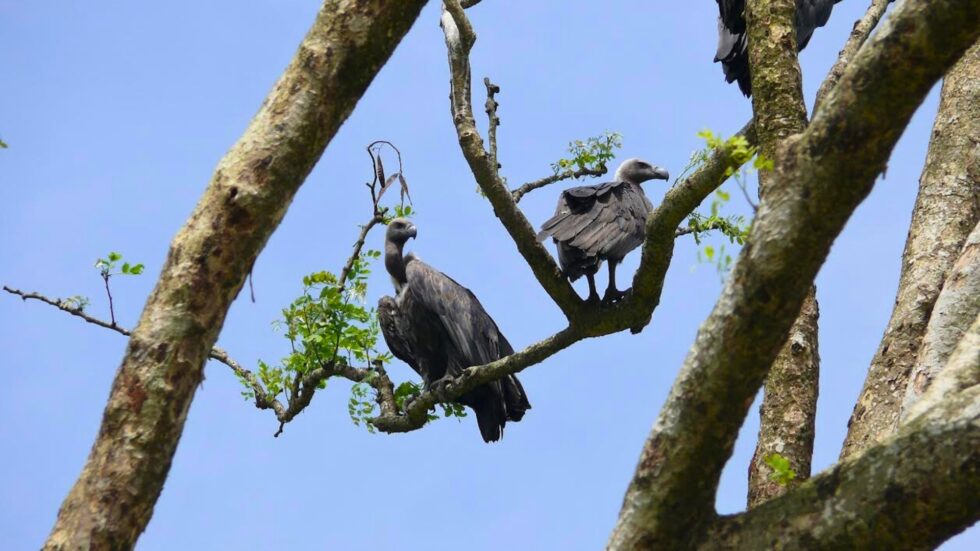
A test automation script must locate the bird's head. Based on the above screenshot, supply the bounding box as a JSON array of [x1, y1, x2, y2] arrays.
[[385, 217, 418, 246], [614, 158, 670, 185]]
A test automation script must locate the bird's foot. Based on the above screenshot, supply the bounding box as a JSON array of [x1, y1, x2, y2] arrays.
[[602, 287, 630, 305], [584, 291, 601, 306], [428, 377, 454, 400]]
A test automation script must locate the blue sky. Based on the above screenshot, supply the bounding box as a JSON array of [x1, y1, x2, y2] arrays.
[[1, 1, 974, 549]]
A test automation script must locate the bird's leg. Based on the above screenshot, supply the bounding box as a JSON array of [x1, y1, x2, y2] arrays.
[[585, 273, 600, 303], [603, 261, 628, 303]]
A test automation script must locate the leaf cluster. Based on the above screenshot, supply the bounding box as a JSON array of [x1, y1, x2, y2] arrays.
[[763, 453, 797, 486], [94, 251, 145, 278], [551, 131, 622, 176]]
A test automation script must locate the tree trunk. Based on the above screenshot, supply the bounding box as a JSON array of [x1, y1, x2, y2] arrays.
[[840, 39, 980, 460], [42, 2, 428, 549]]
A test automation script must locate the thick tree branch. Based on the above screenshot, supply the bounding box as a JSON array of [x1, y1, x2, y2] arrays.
[[841, 39, 980, 460], [705, 385, 980, 550], [901, 220, 980, 419], [744, 0, 819, 508], [608, 1, 980, 547], [40, 2, 429, 549]]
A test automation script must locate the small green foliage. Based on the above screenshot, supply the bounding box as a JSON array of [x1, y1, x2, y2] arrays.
[[764, 453, 797, 486], [349, 377, 378, 432], [94, 252, 144, 278], [382, 203, 417, 224], [551, 131, 622, 176], [394, 381, 422, 411], [63, 295, 90, 311], [0, 138, 7, 149], [682, 130, 771, 279]]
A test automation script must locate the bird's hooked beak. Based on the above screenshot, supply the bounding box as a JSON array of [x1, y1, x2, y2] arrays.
[[650, 166, 670, 182], [407, 223, 418, 239]]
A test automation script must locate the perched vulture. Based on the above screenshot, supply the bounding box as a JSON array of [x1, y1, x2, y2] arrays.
[[378, 218, 531, 443], [714, 0, 842, 96], [538, 158, 669, 303]]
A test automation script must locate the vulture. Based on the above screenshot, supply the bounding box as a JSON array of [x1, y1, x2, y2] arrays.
[[538, 158, 670, 303], [714, 0, 842, 96], [378, 218, 531, 443]]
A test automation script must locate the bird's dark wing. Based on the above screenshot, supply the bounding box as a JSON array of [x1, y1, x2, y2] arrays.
[[795, 0, 840, 50], [537, 182, 621, 242], [539, 182, 651, 261], [378, 295, 425, 380], [716, 0, 746, 33], [404, 256, 514, 374]]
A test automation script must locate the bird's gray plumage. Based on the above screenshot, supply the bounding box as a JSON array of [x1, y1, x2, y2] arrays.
[[714, 0, 841, 96], [538, 158, 669, 302], [378, 218, 530, 442]]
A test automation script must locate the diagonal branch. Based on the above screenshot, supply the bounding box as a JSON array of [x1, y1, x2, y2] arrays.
[[813, 0, 894, 113], [511, 166, 607, 203], [39, 3, 431, 548], [608, 0, 980, 547]]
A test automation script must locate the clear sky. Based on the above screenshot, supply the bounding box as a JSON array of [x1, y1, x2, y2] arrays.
[[1, 1, 975, 549]]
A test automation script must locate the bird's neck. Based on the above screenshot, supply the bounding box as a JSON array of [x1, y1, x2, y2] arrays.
[[384, 240, 408, 286]]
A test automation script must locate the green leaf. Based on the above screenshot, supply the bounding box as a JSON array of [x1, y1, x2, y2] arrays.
[[764, 453, 797, 486], [0, 138, 7, 149], [130, 263, 145, 275], [107, 252, 122, 262]]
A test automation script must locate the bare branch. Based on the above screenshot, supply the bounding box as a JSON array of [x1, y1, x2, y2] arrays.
[[609, 0, 980, 546], [484, 78, 500, 175], [2, 285, 286, 418], [511, 166, 607, 203], [813, 0, 894, 113]]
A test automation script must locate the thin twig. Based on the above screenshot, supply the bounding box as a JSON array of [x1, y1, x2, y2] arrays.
[[101, 274, 116, 326]]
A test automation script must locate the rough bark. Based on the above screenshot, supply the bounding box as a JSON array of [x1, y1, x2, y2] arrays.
[[706, 386, 980, 550], [608, 0, 980, 547], [42, 1, 428, 549], [744, 0, 819, 507], [903, 311, 980, 425], [747, 294, 819, 507], [901, 220, 980, 418], [841, 39, 980, 460]]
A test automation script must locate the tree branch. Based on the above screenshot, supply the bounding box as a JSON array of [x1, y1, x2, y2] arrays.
[[608, 0, 980, 547], [901, 219, 980, 419], [371, 326, 581, 433], [704, 384, 980, 550], [841, 38, 980, 460], [744, 0, 819, 508], [813, 0, 894, 113], [39, 2, 430, 548], [511, 166, 608, 203]]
